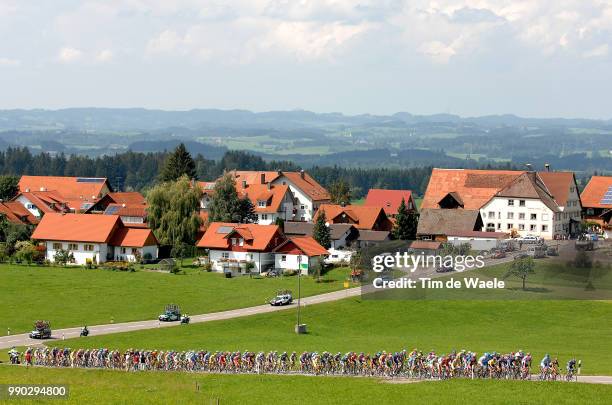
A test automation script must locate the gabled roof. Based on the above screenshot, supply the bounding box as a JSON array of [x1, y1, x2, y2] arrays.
[[316, 204, 391, 230], [273, 236, 328, 257], [237, 183, 291, 214], [422, 169, 521, 210], [581, 176, 612, 209], [105, 192, 146, 206], [283, 222, 355, 240], [537, 171, 576, 207], [356, 230, 390, 241], [19, 176, 110, 200], [197, 222, 281, 251], [417, 208, 483, 236], [104, 204, 147, 218], [108, 227, 158, 247], [364, 189, 415, 215], [280, 172, 330, 202], [32, 213, 121, 243], [0, 201, 39, 225], [16, 190, 71, 213], [494, 172, 560, 212]]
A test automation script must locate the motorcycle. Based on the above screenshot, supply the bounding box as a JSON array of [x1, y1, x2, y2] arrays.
[[80, 327, 89, 337], [180, 315, 190, 325]]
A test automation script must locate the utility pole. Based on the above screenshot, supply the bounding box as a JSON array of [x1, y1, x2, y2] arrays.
[[296, 255, 302, 334]]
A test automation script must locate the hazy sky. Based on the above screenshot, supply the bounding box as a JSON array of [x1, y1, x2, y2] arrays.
[[1, 0, 611, 118]]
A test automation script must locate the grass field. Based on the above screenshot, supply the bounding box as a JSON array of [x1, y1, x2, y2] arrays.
[[1, 365, 611, 405], [0, 264, 350, 334], [52, 297, 612, 375]]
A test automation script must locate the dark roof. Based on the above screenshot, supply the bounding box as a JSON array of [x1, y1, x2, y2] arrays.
[[283, 222, 355, 240], [494, 172, 560, 212], [417, 208, 482, 236], [447, 230, 509, 239], [356, 230, 390, 241]]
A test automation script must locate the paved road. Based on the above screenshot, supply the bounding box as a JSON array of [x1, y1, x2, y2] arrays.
[[0, 286, 363, 350], [386, 375, 612, 385], [0, 255, 515, 350]]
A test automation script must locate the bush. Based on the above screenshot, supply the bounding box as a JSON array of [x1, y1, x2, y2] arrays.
[[202, 262, 212, 272], [54, 249, 74, 266], [282, 269, 298, 276]]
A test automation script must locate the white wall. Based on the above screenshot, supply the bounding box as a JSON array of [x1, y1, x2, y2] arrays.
[[274, 253, 316, 275], [331, 229, 351, 249], [446, 236, 504, 251], [113, 245, 158, 262], [272, 176, 315, 221], [120, 216, 145, 224], [44, 241, 106, 265], [209, 250, 273, 273], [481, 197, 557, 239], [16, 195, 44, 218], [555, 183, 582, 235]]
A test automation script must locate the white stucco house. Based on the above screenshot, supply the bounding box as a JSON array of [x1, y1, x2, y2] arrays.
[[31, 213, 158, 265], [273, 236, 329, 275]]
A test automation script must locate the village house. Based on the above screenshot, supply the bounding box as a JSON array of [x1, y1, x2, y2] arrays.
[[237, 182, 294, 225], [85, 191, 148, 224], [31, 213, 158, 265], [283, 222, 357, 249], [364, 189, 418, 216], [314, 204, 394, 232], [15, 176, 112, 217], [0, 201, 39, 225], [273, 236, 329, 275], [197, 222, 284, 273], [580, 176, 612, 235], [421, 168, 582, 239], [417, 209, 484, 241]]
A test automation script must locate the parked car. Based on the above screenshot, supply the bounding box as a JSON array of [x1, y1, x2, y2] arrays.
[[269, 293, 293, 306], [492, 250, 507, 259], [158, 304, 181, 322], [517, 235, 542, 244], [29, 320, 51, 339]]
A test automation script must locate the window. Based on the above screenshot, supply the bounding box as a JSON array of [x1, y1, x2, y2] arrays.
[[519, 200, 525, 207], [508, 199, 514, 206], [246, 254, 253, 261], [300, 205, 305, 210], [587, 208, 594, 215], [222, 252, 230, 259], [261, 214, 268, 220], [84, 244, 94, 251], [231, 238, 237, 245], [570, 186, 575, 193], [281, 255, 287, 261], [530, 224, 536, 231], [27, 203, 35, 209], [131, 248, 138, 255], [542, 225, 548, 232], [507, 223, 513, 230], [239, 238, 244, 246], [121, 247, 126, 254], [507, 212, 514, 219], [519, 224, 525, 230], [486, 223, 495, 231], [488, 211, 495, 219], [530, 213, 537, 220], [258, 200, 266, 207], [497, 223, 501, 230], [52, 242, 62, 250], [519, 213, 525, 220], [68, 243, 78, 251]]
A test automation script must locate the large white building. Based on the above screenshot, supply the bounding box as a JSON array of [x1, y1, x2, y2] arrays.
[[422, 169, 582, 240], [31, 213, 158, 265]]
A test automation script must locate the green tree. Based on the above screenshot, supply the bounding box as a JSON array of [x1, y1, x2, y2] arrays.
[[503, 256, 536, 290], [0, 175, 19, 200], [159, 143, 197, 182], [208, 173, 255, 223], [147, 175, 203, 245], [313, 210, 331, 249], [0, 214, 33, 254], [329, 179, 352, 205], [392, 198, 418, 240]]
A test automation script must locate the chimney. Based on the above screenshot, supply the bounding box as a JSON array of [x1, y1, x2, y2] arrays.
[[276, 169, 282, 176], [300, 169, 305, 179], [260, 173, 265, 184], [267, 182, 271, 190], [545, 163, 551, 172], [525, 163, 533, 172], [242, 180, 247, 189]]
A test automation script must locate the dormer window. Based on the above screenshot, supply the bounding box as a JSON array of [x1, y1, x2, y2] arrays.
[[258, 200, 266, 207]]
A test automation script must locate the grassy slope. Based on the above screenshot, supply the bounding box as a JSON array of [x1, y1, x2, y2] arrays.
[[1, 366, 611, 405], [0, 264, 350, 334], [58, 298, 612, 375]]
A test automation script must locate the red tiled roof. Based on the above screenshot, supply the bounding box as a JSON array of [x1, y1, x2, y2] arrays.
[[108, 227, 158, 247], [581, 176, 612, 209], [237, 183, 291, 214], [19, 176, 109, 200], [0, 201, 39, 225], [17, 190, 71, 213], [537, 171, 576, 207], [105, 192, 146, 206], [273, 236, 328, 257], [315, 204, 392, 231], [280, 172, 330, 202], [364, 189, 415, 215], [32, 213, 121, 243], [197, 222, 282, 251], [104, 204, 147, 218]]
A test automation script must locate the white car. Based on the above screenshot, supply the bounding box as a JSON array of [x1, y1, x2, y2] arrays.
[[517, 235, 542, 244]]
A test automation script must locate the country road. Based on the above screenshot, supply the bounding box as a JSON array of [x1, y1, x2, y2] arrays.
[[0, 255, 515, 350]]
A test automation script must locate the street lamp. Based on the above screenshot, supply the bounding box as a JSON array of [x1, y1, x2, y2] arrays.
[[295, 255, 302, 334]]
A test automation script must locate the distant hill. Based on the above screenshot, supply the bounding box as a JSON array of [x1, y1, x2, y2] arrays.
[[128, 140, 227, 160]]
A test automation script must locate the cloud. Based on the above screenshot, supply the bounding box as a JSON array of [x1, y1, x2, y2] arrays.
[[583, 44, 609, 58], [418, 41, 457, 64], [146, 30, 189, 54], [58, 47, 82, 63], [0, 57, 20, 67], [95, 49, 114, 62]]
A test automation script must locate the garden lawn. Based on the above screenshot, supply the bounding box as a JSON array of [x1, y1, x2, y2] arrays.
[[59, 298, 612, 375], [0, 264, 350, 334], [1, 365, 611, 405]]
